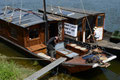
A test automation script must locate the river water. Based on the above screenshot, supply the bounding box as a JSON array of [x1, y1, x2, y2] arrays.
[[0, 0, 120, 32]]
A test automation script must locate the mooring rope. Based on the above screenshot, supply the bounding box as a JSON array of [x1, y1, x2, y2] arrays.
[[9, 0, 15, 21], [19, 0, 23, 24], [80, 0, 96, 42], [0, 56, 49, 61], [80, 0, 92, 34]]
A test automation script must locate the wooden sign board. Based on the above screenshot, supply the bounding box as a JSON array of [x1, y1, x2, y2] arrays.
[[64, 23, 78, 37]]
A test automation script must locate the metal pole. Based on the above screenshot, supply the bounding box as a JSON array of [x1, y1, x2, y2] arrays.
[[43, 0, 48, 44]]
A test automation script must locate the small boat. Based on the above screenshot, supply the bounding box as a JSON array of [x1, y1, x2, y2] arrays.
[[55, 38, 116, 73], [0, 6, 116, 74]]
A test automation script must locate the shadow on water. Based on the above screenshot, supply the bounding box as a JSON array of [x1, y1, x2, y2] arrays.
[[71, 68, 107, 80], [101, 68, 120, 80]]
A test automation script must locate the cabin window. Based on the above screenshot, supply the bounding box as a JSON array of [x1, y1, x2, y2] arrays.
[[10, 27, 17, 39], [29, 28, 39, 39], [98, 16, 104, 26]]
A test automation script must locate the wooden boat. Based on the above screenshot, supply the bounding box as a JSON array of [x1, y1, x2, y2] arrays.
[[0, 6, 116, 73], [55, 38, 116, 73]]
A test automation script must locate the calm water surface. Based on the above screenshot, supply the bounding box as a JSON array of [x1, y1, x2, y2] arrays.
[[0, 0, 120, 32]]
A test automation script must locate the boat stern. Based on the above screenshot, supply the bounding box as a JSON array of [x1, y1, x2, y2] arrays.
[[92, 55, 117, 68]]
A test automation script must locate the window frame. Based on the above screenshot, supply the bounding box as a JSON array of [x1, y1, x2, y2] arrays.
[[96, 14, 105, 27], [29, 28, 39, 40], [9, 26, 18, 40]]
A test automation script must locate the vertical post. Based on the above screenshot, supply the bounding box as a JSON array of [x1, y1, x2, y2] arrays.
[[82, 18, 86, 42], [43, 0, 48, 44], [83, 31, 85, 42]]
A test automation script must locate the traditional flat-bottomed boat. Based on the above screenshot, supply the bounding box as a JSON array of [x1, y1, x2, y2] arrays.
[[0, 6, 116, 73]]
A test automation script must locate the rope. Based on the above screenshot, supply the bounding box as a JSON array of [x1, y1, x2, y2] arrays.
[[58, 6, 63, 16], [19, 10, 22, 24], [80, 0, 95, 42], [10, 0, 15, 21], [0, 56, 49, 61], [3, 6, 8, 16], [51, 5, 54, 15], [19, 0, 23, 24], [80, 0, 92, 34], [3, 0, 9, 16], [49, 0, 54, 16]]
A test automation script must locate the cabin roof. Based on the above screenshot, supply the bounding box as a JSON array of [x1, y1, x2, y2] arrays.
[[0, 7, 65, 28], [39, 6, 104, 19]]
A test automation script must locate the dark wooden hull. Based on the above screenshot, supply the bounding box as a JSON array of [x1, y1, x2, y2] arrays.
[[63, 64, 92, 73]]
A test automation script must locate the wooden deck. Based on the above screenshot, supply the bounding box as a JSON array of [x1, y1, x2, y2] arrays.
[[26, 44, 46, 52]]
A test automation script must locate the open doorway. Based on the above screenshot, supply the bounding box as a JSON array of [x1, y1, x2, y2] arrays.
[[49, 23, 58, 39]]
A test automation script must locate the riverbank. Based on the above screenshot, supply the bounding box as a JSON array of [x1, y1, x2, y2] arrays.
[[0, 54, 36, 80], [0, 54, 80, 80]]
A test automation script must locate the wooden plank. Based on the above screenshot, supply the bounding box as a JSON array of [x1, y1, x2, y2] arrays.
[[24, 57, 67, 80]]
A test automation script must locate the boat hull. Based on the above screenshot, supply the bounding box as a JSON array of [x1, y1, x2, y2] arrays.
[[63, 64, 92, 73]]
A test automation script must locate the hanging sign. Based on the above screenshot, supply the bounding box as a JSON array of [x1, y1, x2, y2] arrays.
[[64, 23, 78, 37]]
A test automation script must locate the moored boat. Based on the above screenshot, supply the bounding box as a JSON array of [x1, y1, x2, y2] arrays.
[[0, 6, 117, 74], [55, 38, 116, 73]]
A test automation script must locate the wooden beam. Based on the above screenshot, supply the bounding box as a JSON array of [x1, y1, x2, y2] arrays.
[[24, 57, 67, 80]]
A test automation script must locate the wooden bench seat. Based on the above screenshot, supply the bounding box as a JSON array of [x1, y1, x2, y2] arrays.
[[26, 44, 46, 52]]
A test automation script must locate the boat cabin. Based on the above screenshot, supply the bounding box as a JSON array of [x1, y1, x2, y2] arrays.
[[0, 7, 66, 53], [38, 6, 105, 43]]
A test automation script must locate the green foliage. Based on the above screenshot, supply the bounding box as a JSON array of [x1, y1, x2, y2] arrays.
[[0, 60, 20, 80], [0, 59, 35, 80]]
